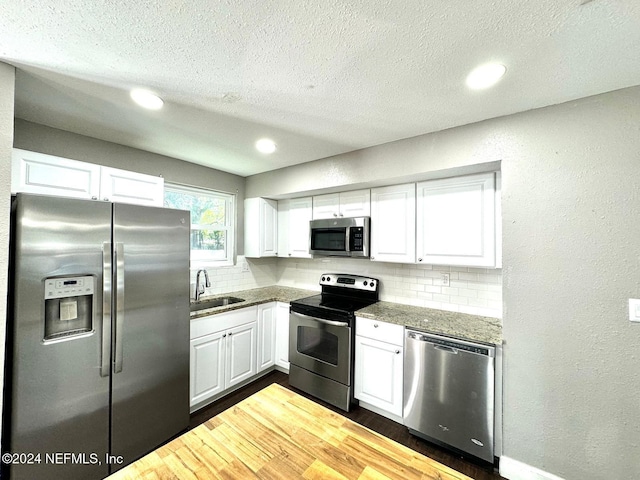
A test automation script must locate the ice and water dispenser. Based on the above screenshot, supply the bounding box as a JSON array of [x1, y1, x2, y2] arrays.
[[44, 275, 95, 341]]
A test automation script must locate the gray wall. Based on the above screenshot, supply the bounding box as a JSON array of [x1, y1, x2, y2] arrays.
[[247, 86, 640, 479], [0, 62, 15, 438], [13, 119, 247, 254]]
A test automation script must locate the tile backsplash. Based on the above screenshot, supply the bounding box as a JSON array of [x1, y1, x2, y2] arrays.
[[192, 256, 502, 319], [190, 256, 277, 297]]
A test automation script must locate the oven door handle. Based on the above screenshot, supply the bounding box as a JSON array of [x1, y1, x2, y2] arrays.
[[291, 311, 349, 328]]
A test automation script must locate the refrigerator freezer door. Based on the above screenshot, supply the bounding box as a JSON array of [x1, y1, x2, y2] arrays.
[[5, 194, 112, 480], [109, 203, 190, 471]]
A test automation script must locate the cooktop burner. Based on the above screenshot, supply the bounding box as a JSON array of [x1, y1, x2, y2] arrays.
[[292, 294, 377, 313], [290, 273, 379, 323]]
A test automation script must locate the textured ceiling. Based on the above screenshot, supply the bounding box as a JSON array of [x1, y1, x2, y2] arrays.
[[1, 0, 639, 176]]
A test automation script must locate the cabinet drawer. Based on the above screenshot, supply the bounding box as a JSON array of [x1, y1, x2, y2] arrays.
[[356, 317, 403, 345], [191, 306, 258, 339]]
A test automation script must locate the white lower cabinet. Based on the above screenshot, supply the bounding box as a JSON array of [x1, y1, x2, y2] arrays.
[[354, 317, 404, 420], [190, 330, 226, 406], [190, 306, 257, 410], [275, 302, 290, 370], [257, 303, 276, 372]]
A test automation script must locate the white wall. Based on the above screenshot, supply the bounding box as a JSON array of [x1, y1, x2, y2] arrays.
[[246, 85, 640, 480], [0, 62, 16, 441]]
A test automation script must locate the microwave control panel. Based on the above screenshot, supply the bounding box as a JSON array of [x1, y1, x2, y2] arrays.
[[349, 226, 364, 251]]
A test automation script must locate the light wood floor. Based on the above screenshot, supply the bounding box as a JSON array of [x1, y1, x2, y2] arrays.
[[189, 371, 504, 480], [108, 383, 475, 480]]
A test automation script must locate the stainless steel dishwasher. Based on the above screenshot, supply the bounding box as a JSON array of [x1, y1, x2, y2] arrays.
[[403, 329, 495, 463]]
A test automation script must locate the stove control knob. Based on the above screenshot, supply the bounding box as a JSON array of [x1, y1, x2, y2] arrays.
[[363, 281, 368, 286], [321, 276, 325, 281], [370, 281, 375, 288], [326, 276, 331, 282]]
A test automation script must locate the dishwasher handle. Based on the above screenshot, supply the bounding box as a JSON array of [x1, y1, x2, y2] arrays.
[[406, 330, 495, 357]]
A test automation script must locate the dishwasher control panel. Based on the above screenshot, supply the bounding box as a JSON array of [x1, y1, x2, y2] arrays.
[[407, 331, 494, 356]]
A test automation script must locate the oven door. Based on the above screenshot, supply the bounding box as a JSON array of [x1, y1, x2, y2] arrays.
[[289, 311, 352, 385]]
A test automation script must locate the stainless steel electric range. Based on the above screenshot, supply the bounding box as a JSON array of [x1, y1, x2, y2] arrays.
[[288, 273, 379, 411]]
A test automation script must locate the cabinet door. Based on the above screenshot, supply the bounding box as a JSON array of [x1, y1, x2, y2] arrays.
[[339, 189, 371, 217], [277, 200, 290, 258], [99, 166, 164, 206], [11, 148, 101, 199], [287, 197, 313, 258], [275, 302, 290, 370], [370, 184, 415, 263], [190, 331, 225, 407], [312, 193, 340, 219], [416, 173, 496, 267], [226, 322, 257, 388], [260, 199, 278, 256], [257, 303, 276, 372], [354, 335, 403, 416], [245, 198, 278, 258]]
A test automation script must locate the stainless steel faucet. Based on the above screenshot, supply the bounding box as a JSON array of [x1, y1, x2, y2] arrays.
[[195, 269, 211, 301]]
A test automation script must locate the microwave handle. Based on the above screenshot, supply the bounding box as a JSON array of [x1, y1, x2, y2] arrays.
[[345, 226, 351, 252]]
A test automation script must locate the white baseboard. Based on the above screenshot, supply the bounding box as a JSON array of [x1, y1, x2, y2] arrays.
[[499, 456, 565, 480]]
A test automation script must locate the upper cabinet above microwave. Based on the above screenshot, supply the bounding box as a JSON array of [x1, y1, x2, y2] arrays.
[[312, 189, 370, 219], [11, 148, 165, 206]]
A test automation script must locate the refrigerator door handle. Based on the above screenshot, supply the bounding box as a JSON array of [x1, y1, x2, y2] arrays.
[[114, 242, 125, 374], [101, 242, 112, 377]]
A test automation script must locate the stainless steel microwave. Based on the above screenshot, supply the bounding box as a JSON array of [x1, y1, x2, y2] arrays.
[[309, 217, 370, 257]]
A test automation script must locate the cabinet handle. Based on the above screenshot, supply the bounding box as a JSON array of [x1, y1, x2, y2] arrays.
[[103, 197, 109, 201], [228, 332, 233, 336], [91, 196, 98, 200], [395, 350, 400, 354], [373, 324, 378, 328], [222, 334, 226, 338], [333, 213, 338, 217], [418, 258, 423, 262], [339, 213, 343, 217]]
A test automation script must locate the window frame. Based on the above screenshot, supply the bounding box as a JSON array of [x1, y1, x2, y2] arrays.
[[164, 183, 235, 268]]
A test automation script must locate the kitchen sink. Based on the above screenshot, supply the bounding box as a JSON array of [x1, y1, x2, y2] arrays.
[[190, 296, 245, 311]]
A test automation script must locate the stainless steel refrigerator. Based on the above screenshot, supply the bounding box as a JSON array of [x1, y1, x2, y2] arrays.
[[3, 193, 191, 479]]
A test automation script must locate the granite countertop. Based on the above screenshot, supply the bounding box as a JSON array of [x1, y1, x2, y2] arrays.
[[356, 301, 502, 345], [191, 286, 502, 345], [190, 286, 317, 319]]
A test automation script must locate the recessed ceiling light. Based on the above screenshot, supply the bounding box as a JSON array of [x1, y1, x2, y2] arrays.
[[466, 63, 507, 90], [255, 138, 277, 154], [130, 88, 164, 110]]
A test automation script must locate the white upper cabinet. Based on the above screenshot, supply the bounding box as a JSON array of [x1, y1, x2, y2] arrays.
[[244, 197, 278, 258], [416, 172, 497, 267], [312, 189, 370, 219], [12, 148, 101, 199], [11, 148, 164, 206], [99, 166, 165, 206], [277, 197, 312, 258], [370, 183, 416, 263]]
